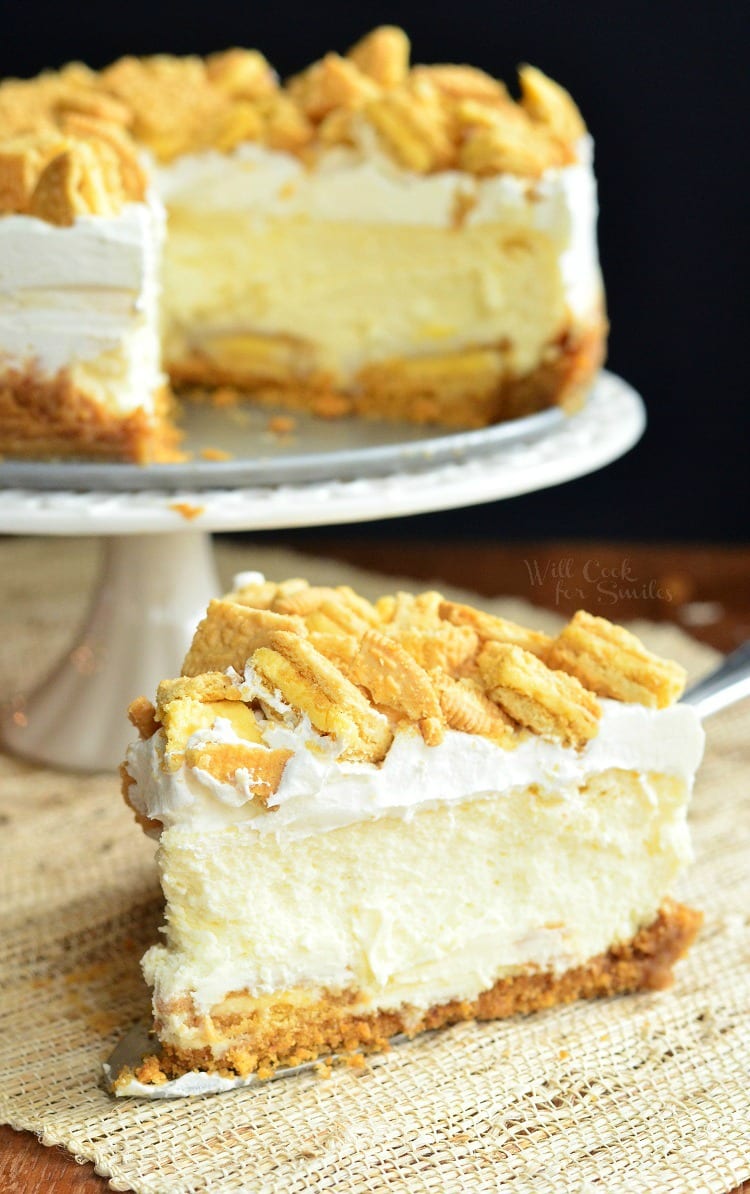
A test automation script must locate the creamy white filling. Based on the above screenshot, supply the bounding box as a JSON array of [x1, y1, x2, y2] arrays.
[[0, 197, 165, 413], [144, 769, 696, 1026], [127, 667, 703, 1028], [155, 136, 601, 379]]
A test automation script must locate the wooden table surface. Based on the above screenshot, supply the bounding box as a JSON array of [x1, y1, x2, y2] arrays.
[[2, 539, 749, 1193]]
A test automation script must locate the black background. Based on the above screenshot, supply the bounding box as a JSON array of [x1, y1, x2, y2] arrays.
[[4, 0, 748, 541]]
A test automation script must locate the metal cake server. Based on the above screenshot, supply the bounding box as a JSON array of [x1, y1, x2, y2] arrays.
[[103, 1023, 324, 1098], [104, 639, 750, 1098], [680, 639, 750, 718], [103, 1022, 410, 1099]]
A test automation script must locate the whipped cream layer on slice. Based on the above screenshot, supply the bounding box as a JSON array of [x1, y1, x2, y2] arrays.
[[126, 681, 704, 1032], [127, 692, 702, 837], [0, 197, 165, 413], [157, 138, 602, 383]]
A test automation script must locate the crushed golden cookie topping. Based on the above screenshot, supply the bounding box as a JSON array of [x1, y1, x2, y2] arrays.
[[1, 27, 587, 224], [478, 641, 601, 750], [546, 610, 686, 708], [127, 579, 686, 769]]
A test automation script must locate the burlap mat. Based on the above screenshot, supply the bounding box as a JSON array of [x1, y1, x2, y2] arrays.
[[1, 537, 749, 1194]]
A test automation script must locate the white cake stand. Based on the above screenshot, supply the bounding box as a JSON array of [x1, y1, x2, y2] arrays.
[[0, 372, 644, 771]]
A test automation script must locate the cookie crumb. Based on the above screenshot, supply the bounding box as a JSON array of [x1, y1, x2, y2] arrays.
[[213, 386, 240, 408], [170, 502, 205, 521], [267, 415, 297, 436]]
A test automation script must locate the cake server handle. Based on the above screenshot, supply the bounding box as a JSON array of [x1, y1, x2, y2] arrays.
[[681, 640, 750, 719]]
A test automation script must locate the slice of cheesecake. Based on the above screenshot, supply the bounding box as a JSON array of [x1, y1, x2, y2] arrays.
[[117, 578, 703, 1088], [0, 28, 605, 460], [0, 122, 177, 460]]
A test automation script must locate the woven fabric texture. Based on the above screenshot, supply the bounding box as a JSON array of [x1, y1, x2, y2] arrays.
[[0, 538, 748, 1194]]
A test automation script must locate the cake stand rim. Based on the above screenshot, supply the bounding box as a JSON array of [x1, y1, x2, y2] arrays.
[[0, 371, 645, 536]]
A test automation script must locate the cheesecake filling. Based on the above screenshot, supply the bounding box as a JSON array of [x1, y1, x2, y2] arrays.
[[0, 137, 601, 424], [0, 197, 165, 414], [126, 693, 704, 1039], [156, 137, 602, 385]]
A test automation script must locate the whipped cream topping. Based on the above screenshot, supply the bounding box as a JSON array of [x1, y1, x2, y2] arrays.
[[125, 673, 705, 842], [0, 196, 165, 411]]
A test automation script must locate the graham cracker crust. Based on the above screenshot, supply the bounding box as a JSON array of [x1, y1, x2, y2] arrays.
[[123, 899, 700, 1088], [168, 316, 607, 431], [0, 364, 182, 462], [1, 318, 605, 460], [0, 317, 604, 461]]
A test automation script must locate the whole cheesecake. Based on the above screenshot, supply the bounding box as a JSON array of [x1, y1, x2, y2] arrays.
[[116, 577, 703, 1090], [0, 28, 606, 461]]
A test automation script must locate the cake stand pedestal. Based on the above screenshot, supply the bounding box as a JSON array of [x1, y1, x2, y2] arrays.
[[2, 532, 218, 771], [0, 372, 645, 771]]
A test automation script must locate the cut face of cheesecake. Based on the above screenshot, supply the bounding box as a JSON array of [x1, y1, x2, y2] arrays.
[[118, 579, 703, 1088], [0, 197, 178, 461], [0, 29, 605, 461]]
